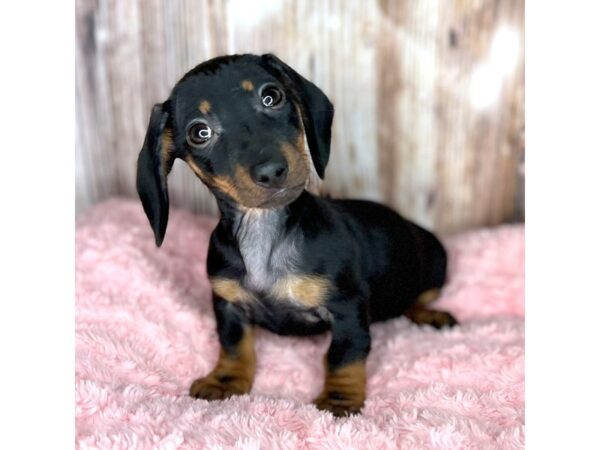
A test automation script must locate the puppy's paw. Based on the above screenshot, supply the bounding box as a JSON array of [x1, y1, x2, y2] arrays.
[[189, 372, 251, 400], [313, 390, 364, 417], [434, 310, 458, 328], [405, 307, 458, 329], [313, 360, 366, 417]]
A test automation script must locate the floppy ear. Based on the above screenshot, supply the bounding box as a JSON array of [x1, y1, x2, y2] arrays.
[[136, 102, 174, 247], [262, 54, 334, 179]]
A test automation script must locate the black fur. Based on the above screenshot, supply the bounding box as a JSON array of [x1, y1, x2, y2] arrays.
[[136, 53, 456, 415], [137, 102, 171, 246]]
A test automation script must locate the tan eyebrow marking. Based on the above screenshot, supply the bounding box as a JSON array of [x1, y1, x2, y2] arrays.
[[241, 80, 254, 91], [199, 100, 211, 114]]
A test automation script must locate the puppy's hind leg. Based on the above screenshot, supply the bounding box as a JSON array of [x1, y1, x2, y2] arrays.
[[405, 289, 458, 329]]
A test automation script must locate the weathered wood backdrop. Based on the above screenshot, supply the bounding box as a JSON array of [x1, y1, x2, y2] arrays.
[[76, 0, 524, 234]]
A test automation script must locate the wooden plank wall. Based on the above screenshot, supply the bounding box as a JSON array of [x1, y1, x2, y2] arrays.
[[75, 0, 524, 234]]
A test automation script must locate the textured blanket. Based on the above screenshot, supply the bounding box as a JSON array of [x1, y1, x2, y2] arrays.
[[75, 199, 524, 449]]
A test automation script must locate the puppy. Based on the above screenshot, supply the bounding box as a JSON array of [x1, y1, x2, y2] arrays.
[[136, 53, 457, 417]]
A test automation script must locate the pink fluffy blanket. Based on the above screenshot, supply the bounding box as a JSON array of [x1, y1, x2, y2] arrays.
[[76, 199, 524, 449]]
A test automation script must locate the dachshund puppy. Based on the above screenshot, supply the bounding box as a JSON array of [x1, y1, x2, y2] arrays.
[[136, 54, 457, 417]]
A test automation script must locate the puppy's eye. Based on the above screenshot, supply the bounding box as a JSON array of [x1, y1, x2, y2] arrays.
[[260, 84, 284, 108], [186, 120, 213, 147]]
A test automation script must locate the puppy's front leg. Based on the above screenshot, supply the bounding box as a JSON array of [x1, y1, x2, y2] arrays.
[[190, 295, 255, 400], [314, 298, 371, 416]]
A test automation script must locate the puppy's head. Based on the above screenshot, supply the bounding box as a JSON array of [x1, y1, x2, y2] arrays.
[[137, 54, 334, 246]]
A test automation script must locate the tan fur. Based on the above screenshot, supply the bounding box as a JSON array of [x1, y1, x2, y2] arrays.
[[199, 100, 211, 114], [211, 175, 246, 204], [415, 288, 441, 307], [210, 274, 330, 308], [241, 80, 254, 91], [271, 275, 331, 307], [161, 128, 174, 175], [210, 277, 255, 303], [185, 135, 310, 207], [292, 103, 324, 195], [281, 136, 310, 187], [185, 156, 246, 204], [189, 327, 256, 399], [233, 164, 267, 202], [314, 359, 366, 416], [404, 304, 457, 328]]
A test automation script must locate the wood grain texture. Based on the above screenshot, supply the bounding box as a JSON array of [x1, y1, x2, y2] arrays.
[[75, 0, 524, 234]]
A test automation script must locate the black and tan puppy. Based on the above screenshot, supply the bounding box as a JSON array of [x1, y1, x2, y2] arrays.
[[136, 53, 457, 417]]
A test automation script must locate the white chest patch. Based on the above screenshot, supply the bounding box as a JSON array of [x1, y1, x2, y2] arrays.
[[234, 209, 299, 293]]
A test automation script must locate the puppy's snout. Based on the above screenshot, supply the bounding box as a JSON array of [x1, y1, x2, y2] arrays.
[[250, 160, 288, 189]]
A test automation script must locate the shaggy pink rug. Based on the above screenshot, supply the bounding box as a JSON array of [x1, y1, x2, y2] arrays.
[[75, 199, 524, 449]]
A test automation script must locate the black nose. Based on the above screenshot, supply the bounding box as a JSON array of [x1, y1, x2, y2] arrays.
[[250, 160, 288, 188]]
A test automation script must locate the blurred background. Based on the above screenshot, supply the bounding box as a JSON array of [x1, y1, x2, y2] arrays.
[[76, 0, 523, 234]]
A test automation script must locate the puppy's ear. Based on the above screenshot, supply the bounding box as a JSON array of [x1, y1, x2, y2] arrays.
[[136, 101, 175, 247], [262, 54, 334, 179]]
